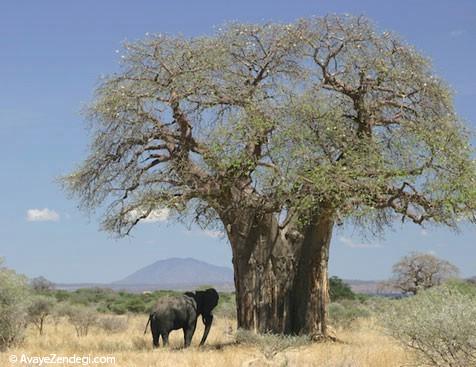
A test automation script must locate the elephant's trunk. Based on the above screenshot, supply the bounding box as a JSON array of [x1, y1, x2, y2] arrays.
[[199, 314, 213, 346]]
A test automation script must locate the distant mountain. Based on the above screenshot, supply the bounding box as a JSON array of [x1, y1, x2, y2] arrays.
[[344, 279, 387, 294], [113, 257, 234, 290]]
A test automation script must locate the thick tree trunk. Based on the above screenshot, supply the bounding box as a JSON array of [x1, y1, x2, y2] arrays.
[[222, 207, 334, 336], [290, 210, 334, 337]]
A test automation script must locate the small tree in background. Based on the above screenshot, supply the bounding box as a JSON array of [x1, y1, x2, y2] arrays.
[[64, 305, 98, 337], [0, 259, 29, 350], [391, 252, 459, 294], [27, 296, 56, 335], [30, 276, 55, 294], [329, 276, 355, 301]]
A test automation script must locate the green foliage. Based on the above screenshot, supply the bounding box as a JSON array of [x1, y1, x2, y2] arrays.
[[122, 298, 147, 313], [214, 292, 236, 318], [26, 295, 56, 335], [62, 15, 476, 238], [107, 302, 128, 315], [443, 278, 476, 296], [329, 276, 356, 301], [50, 288, 224, 315], [0, 259, 29, 350], [53, 289, 70, 302], [328, 300, 372, 329], [381, 282, 476, 367], [67, 287, 118, 306]]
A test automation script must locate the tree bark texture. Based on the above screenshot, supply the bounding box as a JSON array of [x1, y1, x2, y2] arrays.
[[222, 207, 334, 336]]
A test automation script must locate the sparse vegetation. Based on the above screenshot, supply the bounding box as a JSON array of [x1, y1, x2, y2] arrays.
[[0, 314, 414, 367], [329, 300, 372, 330], [381, 281, 476, 367], [26, 295, 56, 335], [63, 304, 98, 337], [97, 315, 128, 333], [1, 260, 474, 366], [0, 259, 29, 350], [235, 329, 312, 359]]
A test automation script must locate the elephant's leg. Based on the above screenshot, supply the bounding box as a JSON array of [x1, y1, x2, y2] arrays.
[[150, 317, 160, 348], [161, 331, 169, 346], [183, 320, 197, 348], [152, 333, 160, 348]]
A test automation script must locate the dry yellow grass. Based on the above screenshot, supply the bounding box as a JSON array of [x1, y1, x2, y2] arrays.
[[1, 316, 414, 367]]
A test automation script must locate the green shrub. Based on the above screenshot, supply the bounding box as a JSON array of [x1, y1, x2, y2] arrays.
[[329, 276, 356, 301], [215, 294, 236, 319], [381, 282, 476, 367], [0, 260, 29, 350], [26, 295, 56, 335], [124, 298, 147, 313], [53, 289, 70, 302], [68, 287, 116, 306], [328, 300, 371, 329], [108, 302, 128, 315]]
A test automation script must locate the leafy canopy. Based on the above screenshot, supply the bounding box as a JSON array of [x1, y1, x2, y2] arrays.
[[63, 15, 476, 235]]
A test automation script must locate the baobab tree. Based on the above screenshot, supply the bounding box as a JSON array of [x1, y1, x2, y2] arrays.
[[63, 15, 476, 337], [391, 252, 459, 294]]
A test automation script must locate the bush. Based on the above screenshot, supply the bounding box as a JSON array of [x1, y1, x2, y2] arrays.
[[381, 282, 476, 367], [108, 302, 128, 315], [26, 295, 56, 335], [329, 276, 356, 301], [97, 315, 128, 333], [235, 329, 310, 359], [0, 260, 29, 350], [328, 300, 371, 329], [215, 295, 236, 319], [124, 298, 147, 313], [63, 304, 98, 337], [68, 287, 117, 306], [30, 276, 55, 294], [132, 336, 151, 351]]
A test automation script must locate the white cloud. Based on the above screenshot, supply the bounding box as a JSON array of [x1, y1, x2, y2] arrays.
[[129, 208, 170, 223], [204, 230, 225, 238], [26, 208, 60, 222], [182, 228, 226, 239], [450, 29, 465, 38], [338, 236, 382, 249]]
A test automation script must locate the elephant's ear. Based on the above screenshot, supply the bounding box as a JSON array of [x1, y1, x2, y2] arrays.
[[184, 291, 195, 299], [201, 288, 219, 316]]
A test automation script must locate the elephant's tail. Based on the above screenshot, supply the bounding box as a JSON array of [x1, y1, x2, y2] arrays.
[[144, 313, 153, 335]]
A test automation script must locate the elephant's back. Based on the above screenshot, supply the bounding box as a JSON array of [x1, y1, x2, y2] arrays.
[[154, 295, 188, 312], [153, 295, 196, 327]]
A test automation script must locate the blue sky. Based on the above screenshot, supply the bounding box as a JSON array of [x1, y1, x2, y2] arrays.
[[1, 0, 475, 283]]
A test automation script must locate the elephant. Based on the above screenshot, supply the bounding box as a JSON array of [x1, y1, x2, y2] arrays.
[[144, 288, 219, 348]]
